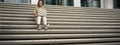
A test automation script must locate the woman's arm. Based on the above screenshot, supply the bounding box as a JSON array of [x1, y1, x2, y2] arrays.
[[33, 7, 38, 17], [34, 13, 38, 17]]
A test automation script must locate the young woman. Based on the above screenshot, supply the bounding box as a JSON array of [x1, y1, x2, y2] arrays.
[[34, 0, 48, 30]]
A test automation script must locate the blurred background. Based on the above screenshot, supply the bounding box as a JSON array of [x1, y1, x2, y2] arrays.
[[0, 0, 120, 9]]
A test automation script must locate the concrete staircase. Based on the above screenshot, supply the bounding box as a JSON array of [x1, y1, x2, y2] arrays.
[[0, 2, 120, 45]]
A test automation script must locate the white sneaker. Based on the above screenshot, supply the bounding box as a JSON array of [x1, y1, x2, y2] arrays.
[[38, 27, 41, 30], [44, 25, 48, 30], [44, 26, 48, 30], [37, 24, 41, 30]]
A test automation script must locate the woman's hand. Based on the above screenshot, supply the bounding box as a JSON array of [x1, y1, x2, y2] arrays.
[[34, 13, 38, 17], [35, 15, 38, 17]]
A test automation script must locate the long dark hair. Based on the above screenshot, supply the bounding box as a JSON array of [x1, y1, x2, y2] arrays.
[[37, 0, 44, 7]]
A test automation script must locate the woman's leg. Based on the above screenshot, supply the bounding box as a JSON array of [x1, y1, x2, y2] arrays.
[[42, 16, 48, 30], [43, 16, 47, 25], [37, 16, 41, 24], [37, 16, 42, 30]]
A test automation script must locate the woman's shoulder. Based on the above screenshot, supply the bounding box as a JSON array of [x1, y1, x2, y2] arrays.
[[42, 7, 47, 10], [35, 6, 38, 9]]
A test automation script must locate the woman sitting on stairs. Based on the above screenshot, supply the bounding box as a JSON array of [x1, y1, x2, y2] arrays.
[[33, 0, 48, 30]]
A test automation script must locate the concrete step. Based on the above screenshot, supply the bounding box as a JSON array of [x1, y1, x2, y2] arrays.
[[1, 13, 120, 17], [0, 8, 34, 12], [1, 17, 119, 22], [0, 14, 119, 19], [1, 19, 119, 23], [0, 15, 119, 19], [0, 11, 119, 15], [1, 10, 119, 14], [1, 29, 120, 34], [0, 2, 34, 6], [0, 9, 119, 14], [1, 10, 120, 15], [1, 15, 120, 20], [0, 6, 34, 10], [0, 4, 34, 8], [61, 42, 120, 45], [0, 8, 120, 13], [0, 38, 120, 44], [0, 33, 120, 39], [1, 21, 120, 26], [1, 20, 120, 24], [0, 25, 120, 29], [0, 8, 120, 14]]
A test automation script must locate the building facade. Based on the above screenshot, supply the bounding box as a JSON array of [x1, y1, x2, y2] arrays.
[[0, 0, 120, 9]]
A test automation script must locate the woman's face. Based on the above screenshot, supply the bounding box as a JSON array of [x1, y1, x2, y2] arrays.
[[39, 1, 43, 7]]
